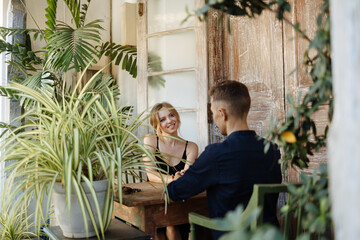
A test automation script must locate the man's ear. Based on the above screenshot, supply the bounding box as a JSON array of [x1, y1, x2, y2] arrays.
[[219, 108, 227, 121]]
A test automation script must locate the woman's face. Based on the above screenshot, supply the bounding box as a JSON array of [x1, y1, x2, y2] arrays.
[[158, 107, 179, 135]]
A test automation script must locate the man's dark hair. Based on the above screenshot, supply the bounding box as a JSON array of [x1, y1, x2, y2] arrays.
[[209, 80, 251, 118]]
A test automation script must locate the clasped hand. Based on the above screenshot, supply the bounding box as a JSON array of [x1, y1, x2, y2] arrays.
[[172, 169, 186, 181]]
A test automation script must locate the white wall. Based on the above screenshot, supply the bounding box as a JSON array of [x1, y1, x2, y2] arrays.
[[0, 0, 11, 208], [112, 1, 138, 111], [329, 1, 360, 239]]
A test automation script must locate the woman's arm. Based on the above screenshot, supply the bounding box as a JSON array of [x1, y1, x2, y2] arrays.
[[183, 141, 199, 171], [143, 135, 174, 184]]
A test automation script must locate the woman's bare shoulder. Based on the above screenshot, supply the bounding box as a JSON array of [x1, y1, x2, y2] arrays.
[[144, 134, 157, 146], [187, 141, 199, 152]]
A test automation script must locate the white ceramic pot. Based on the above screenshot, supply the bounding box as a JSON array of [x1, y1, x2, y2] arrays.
[[52, 179, 108, 238]]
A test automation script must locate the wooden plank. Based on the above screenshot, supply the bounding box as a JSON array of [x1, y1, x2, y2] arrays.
[[115, 182, 206, 207], [113, 202, 145, 229], [207, 8, 226, 144], [143, 197, 209, 227], [114, 182, 208, 238], [195, 0, 209, 151], [283, 2, 300, 183], [221, 9, 285, 136], [137, 0, 148, 120], [147, 67, 195, 77], [207, 9, 225, 89], [146, 26, 195, 38], [283, 0, 327, 182]]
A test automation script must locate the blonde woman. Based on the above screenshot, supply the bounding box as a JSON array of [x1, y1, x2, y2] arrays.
[[143, 102, 198, 240]]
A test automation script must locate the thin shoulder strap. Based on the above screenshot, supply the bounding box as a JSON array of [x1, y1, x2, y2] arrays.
[[156, 135, 159, 150], [182, 141, 188, 159]]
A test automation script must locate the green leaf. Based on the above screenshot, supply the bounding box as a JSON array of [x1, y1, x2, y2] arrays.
[[46, 20, 102, 72], [122, 54, 129, 70]]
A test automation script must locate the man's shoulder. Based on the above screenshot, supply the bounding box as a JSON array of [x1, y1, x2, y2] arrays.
[[204, 141, 224, 152], [194, 142, 224, 162]]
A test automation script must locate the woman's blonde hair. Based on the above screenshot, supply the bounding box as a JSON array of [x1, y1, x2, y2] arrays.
[[149, 102, 181, 136]]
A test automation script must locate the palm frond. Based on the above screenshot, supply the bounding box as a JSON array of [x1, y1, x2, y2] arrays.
[[0, 86, 20, 100], [98, 42, 137, 78], [80, 0, 92, 26], [45, 20, 103, 72], [80, 72, 120, 106], [148, 52, 165, 87], [0, 27, 44, 41], [20, 71, 56, 109], [63, 0, 81, 28], [0, 39, 42, 73], [44, 0, 58, 39]]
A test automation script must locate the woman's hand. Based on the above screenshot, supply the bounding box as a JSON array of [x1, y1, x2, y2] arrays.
[[173, 171, 183, 181]]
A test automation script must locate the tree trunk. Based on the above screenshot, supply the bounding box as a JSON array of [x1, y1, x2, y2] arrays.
[[329, 1, 360, 239]]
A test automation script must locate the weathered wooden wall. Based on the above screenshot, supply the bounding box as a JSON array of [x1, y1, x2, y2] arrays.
[[208, 0, 327, 182]]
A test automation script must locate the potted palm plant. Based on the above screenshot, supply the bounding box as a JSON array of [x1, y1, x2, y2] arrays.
[[0, 68, 163, 239], [0, 0, 137, 99]]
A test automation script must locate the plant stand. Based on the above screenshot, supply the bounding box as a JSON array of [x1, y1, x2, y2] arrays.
[[44, 218, 151, 240]]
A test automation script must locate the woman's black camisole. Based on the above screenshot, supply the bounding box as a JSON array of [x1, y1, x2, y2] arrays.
[[155, 136, 188, 175]]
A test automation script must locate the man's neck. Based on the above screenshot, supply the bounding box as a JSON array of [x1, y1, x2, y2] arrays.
[[225, 120, 249, 136]]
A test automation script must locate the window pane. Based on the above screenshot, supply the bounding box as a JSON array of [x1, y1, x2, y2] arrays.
[[148, 0, 195, 34], [178, 112, 197, 144], [148, 71, 197, 109], [148, 30, 195, 72]]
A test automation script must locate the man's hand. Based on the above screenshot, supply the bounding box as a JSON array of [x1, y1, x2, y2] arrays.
[[173, 171, 183, 181]]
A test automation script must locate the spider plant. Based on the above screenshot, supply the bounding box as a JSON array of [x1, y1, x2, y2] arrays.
[[0, 208, 37, 240], [0, 68, 164, 239]]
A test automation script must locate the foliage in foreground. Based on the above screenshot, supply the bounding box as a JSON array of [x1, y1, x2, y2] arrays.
[[0, 208, 36, 240], [215, 164, 330, 240], [0, 69, 167, 239], [282, 164, 331, 240], [218, 205, 284, 240]]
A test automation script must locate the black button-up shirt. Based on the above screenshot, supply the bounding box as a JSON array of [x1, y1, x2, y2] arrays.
[[167, 130, 282, 239]]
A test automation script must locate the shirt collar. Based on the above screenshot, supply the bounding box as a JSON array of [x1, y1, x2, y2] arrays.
[[227, 130, 256, 139]]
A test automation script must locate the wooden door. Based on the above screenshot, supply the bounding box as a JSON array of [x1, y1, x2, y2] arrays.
[[208, 9, 285, 143], [207, 0, 326, 182]]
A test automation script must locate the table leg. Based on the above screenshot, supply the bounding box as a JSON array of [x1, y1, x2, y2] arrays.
[[143, 219, 157, 239]]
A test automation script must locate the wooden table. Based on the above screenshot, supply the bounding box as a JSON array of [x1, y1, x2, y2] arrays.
[[114, 182, 208, 238], [44, 217, 151, 240]]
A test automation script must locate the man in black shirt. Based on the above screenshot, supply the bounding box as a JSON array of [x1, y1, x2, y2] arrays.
[[167, 80, 282, 239]]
